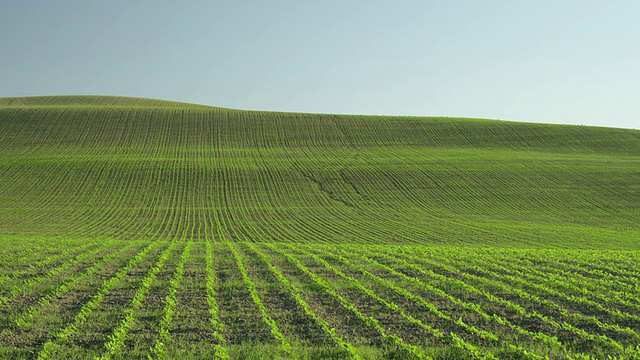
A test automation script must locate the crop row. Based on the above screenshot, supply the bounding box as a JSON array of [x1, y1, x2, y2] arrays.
[[2, 241, 640, 358], [0, 104, 637, 249]]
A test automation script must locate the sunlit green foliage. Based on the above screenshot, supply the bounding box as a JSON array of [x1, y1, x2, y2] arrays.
[[0, 96, 638, 359]]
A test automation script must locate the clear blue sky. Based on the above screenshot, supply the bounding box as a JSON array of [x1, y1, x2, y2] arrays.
[[1, 1, 639, 129]]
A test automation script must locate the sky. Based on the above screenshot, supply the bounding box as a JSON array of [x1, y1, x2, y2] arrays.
[[1, 1, 639, 129]]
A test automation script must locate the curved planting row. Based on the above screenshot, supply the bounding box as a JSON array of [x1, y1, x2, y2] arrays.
[[0, 98, 638, 358]]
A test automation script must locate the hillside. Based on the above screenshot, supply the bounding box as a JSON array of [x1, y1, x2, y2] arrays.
[[0, 96, 637, 248], [1, 96, 639, 359]]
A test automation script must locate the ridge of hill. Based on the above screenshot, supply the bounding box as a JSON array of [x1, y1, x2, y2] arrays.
[[0, 95, 215, 108], [0, 95, 637, 249], [1, 96, 638, 154]]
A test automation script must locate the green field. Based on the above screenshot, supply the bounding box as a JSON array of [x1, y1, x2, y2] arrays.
[[0, 96, 638, 359]]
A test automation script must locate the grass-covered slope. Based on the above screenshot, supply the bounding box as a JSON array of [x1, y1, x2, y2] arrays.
[[0, 96, 637, 248], [1, 96, 639, 359]]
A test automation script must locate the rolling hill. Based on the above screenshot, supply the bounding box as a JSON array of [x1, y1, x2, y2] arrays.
[[0, 96, 638, 359]]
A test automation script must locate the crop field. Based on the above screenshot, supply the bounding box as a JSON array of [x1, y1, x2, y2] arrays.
[[0, 96, 638, 359]]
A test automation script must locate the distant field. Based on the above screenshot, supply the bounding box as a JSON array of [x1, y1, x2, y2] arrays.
[[0, 96, 638, 359]]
